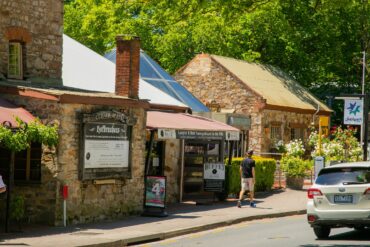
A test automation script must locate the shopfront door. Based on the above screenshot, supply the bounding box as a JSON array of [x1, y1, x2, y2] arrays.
[[183, 140, 222, 197]]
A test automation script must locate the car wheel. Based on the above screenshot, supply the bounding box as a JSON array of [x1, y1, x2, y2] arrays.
[[354, 226, 365, 231], [313, 226, 331, 239]]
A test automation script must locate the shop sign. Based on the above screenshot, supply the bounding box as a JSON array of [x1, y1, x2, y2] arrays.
[[84, 122, 129, 168], [144, 176, 166, 208], [157, 128, 176, 139], [227, 115, 251, 129], [344, 99, 363, 125], [203, 162, 225, 192], [225, 131, 240, 141], [176, 130, 225, 140]]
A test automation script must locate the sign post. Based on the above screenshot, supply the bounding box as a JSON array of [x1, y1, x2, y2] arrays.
[[314, 156, 325, 180], [337, 94, 369, 161]]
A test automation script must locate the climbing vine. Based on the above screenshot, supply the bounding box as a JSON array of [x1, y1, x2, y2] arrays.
[[0, 118, 59, 152]]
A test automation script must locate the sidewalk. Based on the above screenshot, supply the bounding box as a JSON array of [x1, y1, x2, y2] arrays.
[[0, 188, 308, 247]]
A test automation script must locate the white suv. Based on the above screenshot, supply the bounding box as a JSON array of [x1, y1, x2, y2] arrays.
[[307, 162, 370, 239]]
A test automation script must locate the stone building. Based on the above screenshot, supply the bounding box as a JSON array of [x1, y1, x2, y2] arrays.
[[0, 0, 150, 226], [175, 54, 332, 155]]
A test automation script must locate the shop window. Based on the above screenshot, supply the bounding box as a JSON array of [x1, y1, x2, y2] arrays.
[[291, 128, 305, 141], [8, 42, 23, 79], [0, 143, 42, 183]]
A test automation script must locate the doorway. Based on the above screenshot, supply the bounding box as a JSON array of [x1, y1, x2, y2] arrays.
[[182, 140, 222, 199]]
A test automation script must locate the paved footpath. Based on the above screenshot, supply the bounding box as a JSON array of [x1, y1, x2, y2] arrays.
[[0, 188, 307, 247]]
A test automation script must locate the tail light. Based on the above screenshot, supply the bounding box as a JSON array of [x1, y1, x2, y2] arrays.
[[307, 188, 322, 199], [364, 188, 370, 195], [307, 214, 316, 223]]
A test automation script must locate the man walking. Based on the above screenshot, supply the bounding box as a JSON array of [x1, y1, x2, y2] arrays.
[[237, 150, 256, 208]]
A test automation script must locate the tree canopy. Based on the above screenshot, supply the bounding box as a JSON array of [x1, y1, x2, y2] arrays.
[[64, 0, 370, 124]]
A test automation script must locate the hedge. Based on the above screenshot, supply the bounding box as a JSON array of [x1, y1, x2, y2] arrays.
[[225, 156, 276, 195]]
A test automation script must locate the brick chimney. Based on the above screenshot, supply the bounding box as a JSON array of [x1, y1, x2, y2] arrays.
[[115, 36, 140, 98]]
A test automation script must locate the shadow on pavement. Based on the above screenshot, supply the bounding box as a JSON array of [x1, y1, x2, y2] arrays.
[[0, 189, 286, 241]]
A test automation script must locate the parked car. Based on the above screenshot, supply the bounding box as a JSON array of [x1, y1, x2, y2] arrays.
[[307, 162, 370, 239]]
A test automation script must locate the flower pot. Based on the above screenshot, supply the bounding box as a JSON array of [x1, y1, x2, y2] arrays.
[[286, 176, 304, 190]]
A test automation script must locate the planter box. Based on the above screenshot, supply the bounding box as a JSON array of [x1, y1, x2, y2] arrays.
[[286, 176, 304, 190]]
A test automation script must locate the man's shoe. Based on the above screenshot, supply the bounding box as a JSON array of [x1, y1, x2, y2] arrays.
[[250, 202, 256, 208], [237, 200, 241, 208]]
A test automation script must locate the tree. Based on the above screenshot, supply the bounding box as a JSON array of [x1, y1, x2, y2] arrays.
[[64, 0, 370, 117]]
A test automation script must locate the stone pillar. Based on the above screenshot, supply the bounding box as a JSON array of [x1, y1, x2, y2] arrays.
[[115, 36, 140, 99]]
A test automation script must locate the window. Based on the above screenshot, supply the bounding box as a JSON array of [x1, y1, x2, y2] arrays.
[[0, 143, 42, 183], [291, 128, 305, 141], [270, 125, 282, 141], [8, 42, 23, 79]]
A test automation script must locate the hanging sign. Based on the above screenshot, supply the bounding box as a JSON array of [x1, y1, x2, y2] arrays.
[[176, 130, 225, 140], [225, 131, 240, 141], [203, 162, 225, 192], [157, 129, 176, 139], [344, 99, 363, 125], [144, 176, 166, 208]]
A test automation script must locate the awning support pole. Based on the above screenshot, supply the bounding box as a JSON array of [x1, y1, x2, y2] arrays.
[[5, 151, 15, 233], [228, 141, 234, 166], [145, 130, 155, 175], [179, 139, 185, 203]]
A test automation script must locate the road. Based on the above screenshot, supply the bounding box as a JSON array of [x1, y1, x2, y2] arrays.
[[135, 215, 370, 247]]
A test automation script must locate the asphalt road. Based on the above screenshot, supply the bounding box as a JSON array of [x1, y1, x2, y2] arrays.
[[135, 215, 370, 247]]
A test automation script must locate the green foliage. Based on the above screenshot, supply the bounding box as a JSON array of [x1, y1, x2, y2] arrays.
[[0, 118, 59, 152], [225, 156, 276, 194], [280, 156, 313, 178], [10, 195, 25, 222], [284, 139, 305, 158], [64, 0, 370, 98], [309, 126, 362, 162]]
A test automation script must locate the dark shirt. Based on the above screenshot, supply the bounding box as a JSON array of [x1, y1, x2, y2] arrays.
[[241, 157, 255, 178]]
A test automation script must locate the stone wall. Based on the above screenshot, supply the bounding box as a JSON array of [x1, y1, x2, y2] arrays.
[[164, 140, 181, 202], [0, 94, 60, 224], [0, 0, 63, 84], [175, 54, 318, 154], [0, 94, 147, 225], [56, 103, 146, 225], [175, 54, 265, 153], [261, 110, 314, 152]]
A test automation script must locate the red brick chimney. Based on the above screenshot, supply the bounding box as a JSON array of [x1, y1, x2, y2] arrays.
[[115, 36, 140, 98]]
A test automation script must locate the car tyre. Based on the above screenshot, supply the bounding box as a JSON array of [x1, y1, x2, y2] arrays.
[[354, 226, 365, 231], [313, 226, 331, 239]]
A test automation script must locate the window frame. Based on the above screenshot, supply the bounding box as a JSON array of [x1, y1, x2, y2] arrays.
[[0, 143, 42, 184], [290, 128, 305, 141], [270, 124, 282, 141], [8, 41, 23, 80]]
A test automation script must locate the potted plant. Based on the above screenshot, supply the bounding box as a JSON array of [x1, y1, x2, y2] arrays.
[[280, 139, 312, 190], [280, 156, 312, 189]]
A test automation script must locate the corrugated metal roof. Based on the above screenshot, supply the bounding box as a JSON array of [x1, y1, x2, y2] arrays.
[[62, 35, 187, 108], [211, 55, 331, 112], [105, 49, 209, 112]]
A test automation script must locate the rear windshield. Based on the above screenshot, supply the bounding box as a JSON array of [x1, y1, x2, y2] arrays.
[[316, 167, 370, 185]]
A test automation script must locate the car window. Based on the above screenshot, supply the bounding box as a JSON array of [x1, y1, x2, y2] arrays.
[[316, 167, 370, 185]]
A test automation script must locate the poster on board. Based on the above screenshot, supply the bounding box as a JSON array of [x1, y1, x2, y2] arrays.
[[203, 162, 225, 192], [84, 122, 129, 168], [144, 176, 166, 208]]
